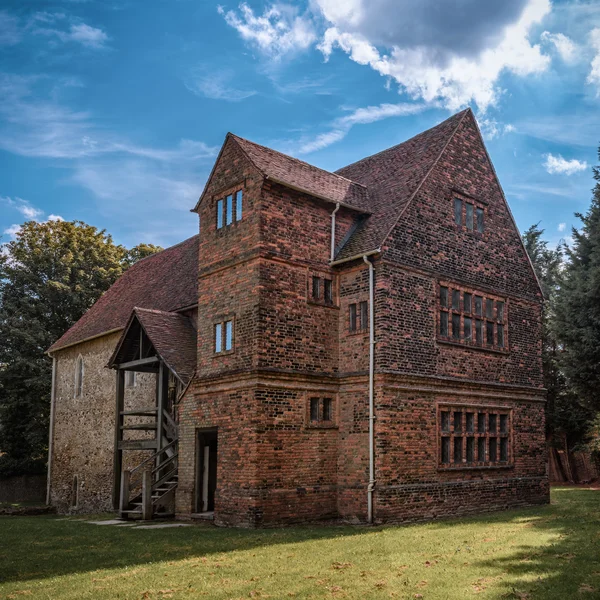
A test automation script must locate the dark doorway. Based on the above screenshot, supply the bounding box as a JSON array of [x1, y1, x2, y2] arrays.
[[195, 429, 218, 513]]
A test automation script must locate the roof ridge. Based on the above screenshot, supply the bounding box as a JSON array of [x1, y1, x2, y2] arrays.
[[130, 234, 199, 267], [335, 108, 470, 175], [230, 133, 367, 190], [133, 306, 182, 316]]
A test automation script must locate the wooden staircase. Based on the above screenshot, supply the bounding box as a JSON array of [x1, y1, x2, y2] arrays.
[[118, 408, 178, 520]]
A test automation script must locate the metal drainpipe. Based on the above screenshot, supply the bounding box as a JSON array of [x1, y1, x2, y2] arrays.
[[363, 255, 376, 524], [46, 356, 57, 505], [330, 203, 341, 262]]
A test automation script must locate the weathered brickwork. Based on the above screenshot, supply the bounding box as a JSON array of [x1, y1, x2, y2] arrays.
[[50, 111, 548, 525]]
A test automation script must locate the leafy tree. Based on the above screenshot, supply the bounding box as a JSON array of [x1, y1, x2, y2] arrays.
[[124, 243, 164, 268], [522, 223, 592, 447], [0, 220, 162, 477], [554, 149, 600, 418]]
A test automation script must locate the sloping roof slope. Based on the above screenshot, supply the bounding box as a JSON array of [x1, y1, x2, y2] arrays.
[[48, 235, 199, 353], [333, 109, 468, 260], [109, 308, 196, 384], [230, 134, 371, 213]]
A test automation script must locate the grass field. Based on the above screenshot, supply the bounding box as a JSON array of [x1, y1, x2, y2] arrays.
[[0, 487, 598, 599]]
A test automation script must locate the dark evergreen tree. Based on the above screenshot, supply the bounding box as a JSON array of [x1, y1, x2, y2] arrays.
[[0, 221, 162, 477]]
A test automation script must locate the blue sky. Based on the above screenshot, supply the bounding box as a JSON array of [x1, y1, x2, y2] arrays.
[[1, 0, 599, 249]]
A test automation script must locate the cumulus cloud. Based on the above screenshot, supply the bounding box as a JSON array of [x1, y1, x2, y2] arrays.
[[541, 31, 578, 63], [478, 118, 516, 140], [217, 3, 316, 58], [1, 196, 65, 238], [558, 222, 566, 232], [221, 0, 555, 110], [543, 153, 588, 175], [317, 0, 552, 110]]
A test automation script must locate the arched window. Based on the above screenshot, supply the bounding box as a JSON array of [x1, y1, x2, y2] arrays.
[[74, 355, 84, 398]]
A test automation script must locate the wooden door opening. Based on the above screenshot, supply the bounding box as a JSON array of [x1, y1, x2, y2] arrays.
[[195, 429, 218, 513]]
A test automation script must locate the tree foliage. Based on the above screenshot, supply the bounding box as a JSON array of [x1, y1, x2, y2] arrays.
[[0, 220, 162, 477]]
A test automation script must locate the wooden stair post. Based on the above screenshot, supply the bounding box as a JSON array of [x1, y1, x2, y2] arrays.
[[142, 470, 152, 520], [119, 470, 130, 516]]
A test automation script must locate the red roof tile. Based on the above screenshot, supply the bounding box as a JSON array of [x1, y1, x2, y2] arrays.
[[48, 235, 199, 353], [333, 109, 468, 260], [230, 134, 371, 213]]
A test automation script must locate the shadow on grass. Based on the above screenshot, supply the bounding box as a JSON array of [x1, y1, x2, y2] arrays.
[[0, 515, 370, 584], [470, 487, 600, 599]]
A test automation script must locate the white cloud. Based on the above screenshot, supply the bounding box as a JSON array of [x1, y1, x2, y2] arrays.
[[477, 118, 516, 140], [47, 214, 64, 221], [543, 153, 588, 175], [4, 224, 22, 238], [317, 0, 552, 111], [218, 3, 316, 58], [0, 195, 44, 220], [285, 101, 428, 154], [541, 31, 578, 63], [558, 222, 566, 232], [184, 70, 257, 101], [67, 23, 108, 48], [587, 28, 600, 93]]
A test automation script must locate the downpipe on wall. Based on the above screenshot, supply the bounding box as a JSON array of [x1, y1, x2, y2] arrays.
[[363, 255, 376, 524], [330, 203, 340, 261]]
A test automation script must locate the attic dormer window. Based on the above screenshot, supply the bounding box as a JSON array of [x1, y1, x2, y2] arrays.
[[216, 189, 243, 230]]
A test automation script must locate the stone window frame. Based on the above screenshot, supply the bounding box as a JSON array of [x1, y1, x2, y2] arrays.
[[305, 394, 338, 429], [307, 270, 338, 308], [74, 354, 84, 399], [437, 402, 513, 470], [213, 315, 235, 356], [437, 280, 508, 354], [214, 181, 245, 232], [452, 191, 486, 236]]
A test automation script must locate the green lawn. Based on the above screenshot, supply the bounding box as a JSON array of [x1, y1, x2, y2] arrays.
[[0, 488, 598, 599]]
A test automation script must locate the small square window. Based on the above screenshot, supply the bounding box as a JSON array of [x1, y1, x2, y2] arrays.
[[466, 437, 475, 462], [310, 398, 320, 422], [312, 276, 321, 301], [214, 323, 223, 353], [486, 299, 494, 319], [359, 301, 369, 330], [497, 324, 505, 347], [478, 437, 486, 461], [477, 413, 486, 433], [475, 319, 483, 345], [454, 437, 463, 463], [500, 437, 508, 461], [474, 296, 483, 316], [496, 301, 505, 322], [466, 412, 474, 433], [235, 190, 243, 221], [225, 320, 233, 351], [323, 398, 333, 421], [324, 279, 333, 304], [452, 313, 460, 340], [464, 292, 472, 314], [454, 411, 463, 433], [454, 198, 462, 225], [452, 289, 460, 311], [486, 321, 494, 346], [489, 438, 498, 462], [441, 411, 450, 433], [489, 413, 497, 433], [476, 208, 484, 233], [440, 311, 448, 337], [440, 286, 448, 308], [349, 303, 357, 331], [466, 203, 474, 230], [500, 414, 508, 434], [216, 199, 224, 229], [226, 194, 233, 225], [464, 316, 472, 342], [442, 437, 450, 464]]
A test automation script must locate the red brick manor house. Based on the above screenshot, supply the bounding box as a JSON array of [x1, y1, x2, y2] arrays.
[[47, 109, 548, 526]]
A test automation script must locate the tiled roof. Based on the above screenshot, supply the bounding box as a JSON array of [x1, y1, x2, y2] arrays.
[[130, 308, 197, 384], [48, 235, 199, 353], [230, 134, 371, 213], [333, 109, 468, 260]]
